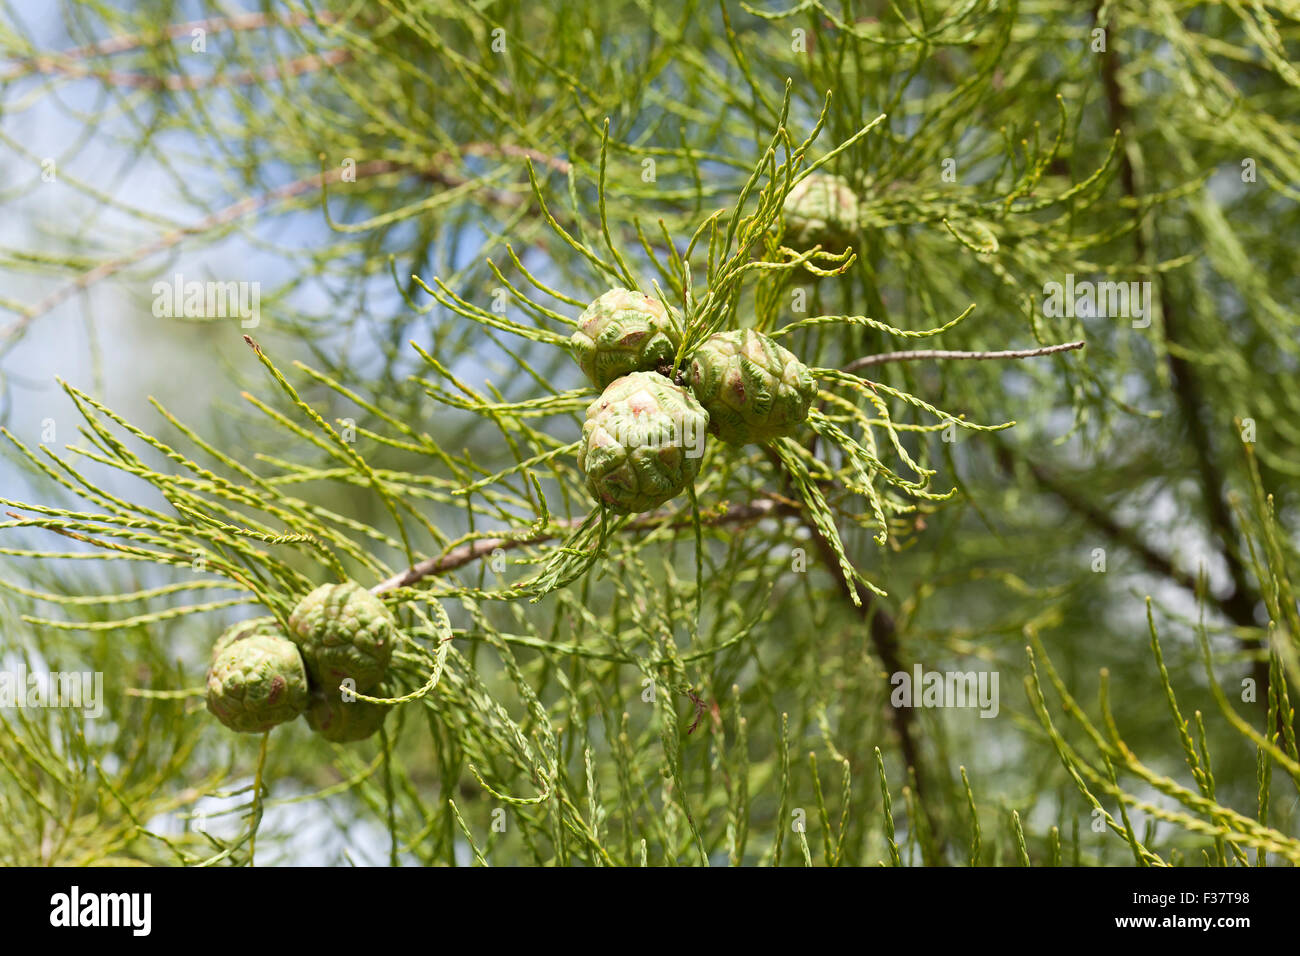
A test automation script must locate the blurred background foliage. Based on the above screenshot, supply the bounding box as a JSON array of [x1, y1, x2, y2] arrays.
[[0, 0, 1298, 865]]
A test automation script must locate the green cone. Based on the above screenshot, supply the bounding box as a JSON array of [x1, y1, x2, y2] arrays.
[[288, 581, 395, 692], [206, 626, 309, 734], [686, 330, 815, 445], [781, 173, 859, 253], [211, 616, 278, 659], [579, 371, 709, 514], [304, 685, 390, 743], [570, 288, 682, 389]]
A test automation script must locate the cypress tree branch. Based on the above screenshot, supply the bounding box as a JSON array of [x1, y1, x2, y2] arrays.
[[0, 160, 406, 347], [758, 444, 938, 840], [10, 48, 353, 90], [843, 340, 1084, 373], [1, 11, 335, 71], [0, 144, 569, 349], [372, 498, 799, 593], [4, 0, 1296, 868], [992, 443, 1202, 598], [801, 508, 940, 845]]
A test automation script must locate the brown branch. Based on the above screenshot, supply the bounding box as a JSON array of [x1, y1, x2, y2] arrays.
[[462, 143, 571, 175], [756, 447, 939, 842], [844, 340, 1085, 373], [0, 11, 339, 81], [371, 498, 798, 594], [7, 48, 352, 91], [802, 519, 930, 786], [993, 442, 1202, 596]]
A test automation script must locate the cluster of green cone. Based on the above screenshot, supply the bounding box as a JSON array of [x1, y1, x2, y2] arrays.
[[414, 153, 987, 603], [205, 582, 397, 741], [203, 175, 859, 729], [571, 286, 818, 515]]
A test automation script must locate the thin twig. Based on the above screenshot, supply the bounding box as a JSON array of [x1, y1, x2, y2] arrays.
[[843, 340, 1085, 373], [371, 498, 796, 594], [9, 48, 352, 91], [0, 11, 338, 80]]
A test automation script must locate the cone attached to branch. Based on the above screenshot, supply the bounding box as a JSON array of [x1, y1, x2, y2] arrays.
[[570, 288, 683, 389], [206, 621, 310, 734], [687, 330, 815, 445], [579, 370, 709, 514], [288, 581, 395, 693]]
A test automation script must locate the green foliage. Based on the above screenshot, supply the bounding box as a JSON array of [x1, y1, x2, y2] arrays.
[[0, 0, 1298, 866]]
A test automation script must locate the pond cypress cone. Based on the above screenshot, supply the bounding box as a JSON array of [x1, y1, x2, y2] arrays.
[[288, 581, 395, 692], [206, 625, 309, 734], [304, 685, 390, 742], [211, 616, 277, 659], [686, 330, 815, 445], [570, 288, 683, 389], [579, 370, 709, 515], [781, 173, 860, 253]]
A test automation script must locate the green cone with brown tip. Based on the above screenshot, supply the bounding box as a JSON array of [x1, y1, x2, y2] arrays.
[[570, 288, 682, 389], [686, 330, 815, 445], [579, 371, 709, 514]]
